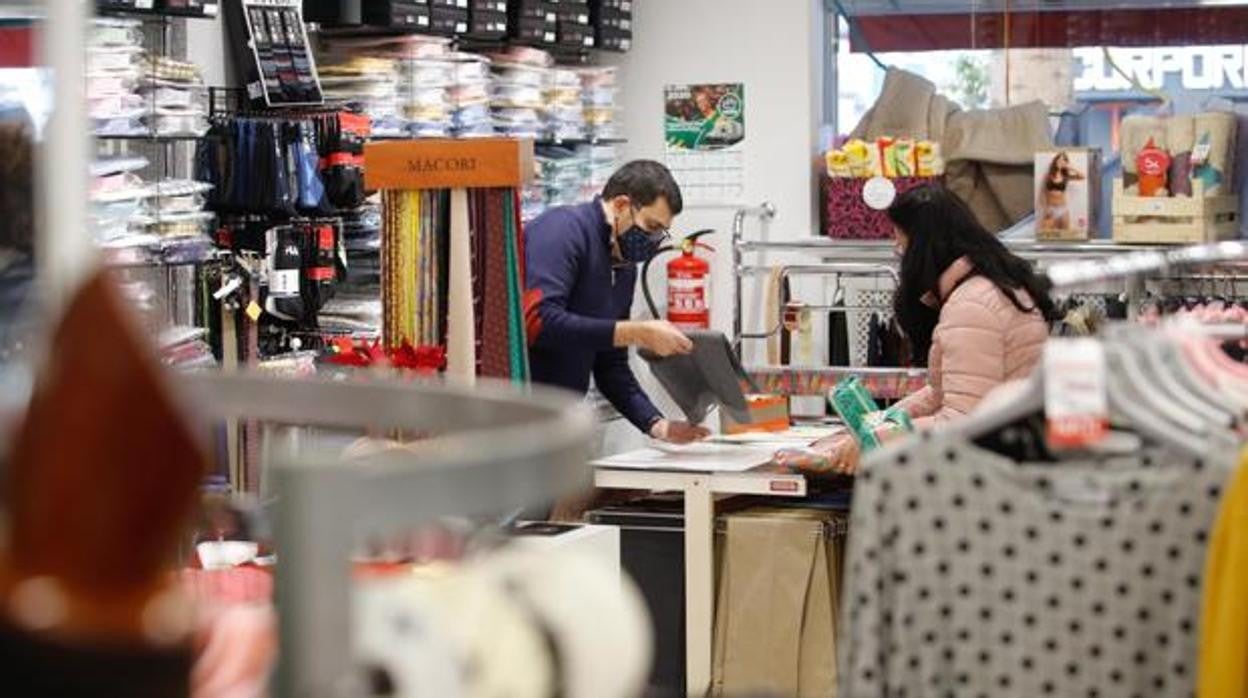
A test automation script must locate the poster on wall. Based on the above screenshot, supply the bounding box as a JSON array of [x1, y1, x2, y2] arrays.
[[663, 83, 746, 206]]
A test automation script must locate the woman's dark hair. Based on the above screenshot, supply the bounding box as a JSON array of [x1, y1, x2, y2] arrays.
[[888, 185, 1058, 362]]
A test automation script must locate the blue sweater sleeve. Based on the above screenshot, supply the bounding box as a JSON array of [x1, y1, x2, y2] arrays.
[[524, 211, 618, 350], [594, 347, 664, 433], [593, 296, 663, 432]]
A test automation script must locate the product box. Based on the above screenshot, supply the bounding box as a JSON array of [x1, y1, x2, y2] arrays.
[[97, 0, 155, 11], [720, 395, 791, 435], [596, 26, 631, 52], [511, 17, 557, 44], [512, 0, 556, 22], [558, 20, 595, 48], [1035, 147, 1101, 241], [159, 0, 219, 17], [822, 176, 941, 239], [361, 1, 431, 28], [469, 0, 507, 12], [553, 4, 591, 25], [463, 8, 508, 38], [594, 6, 631, 31], [428, 6, 469, 35]]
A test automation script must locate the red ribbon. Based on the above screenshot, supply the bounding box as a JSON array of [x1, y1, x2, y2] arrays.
[[326, 339, 446, 375]]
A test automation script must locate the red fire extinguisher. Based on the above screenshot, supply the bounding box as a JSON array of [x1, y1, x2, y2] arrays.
[[642, 229, 716, 331]]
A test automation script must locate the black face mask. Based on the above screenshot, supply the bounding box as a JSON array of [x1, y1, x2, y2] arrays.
[[618, 225, 659, 263], [615, 206, 666, 264]]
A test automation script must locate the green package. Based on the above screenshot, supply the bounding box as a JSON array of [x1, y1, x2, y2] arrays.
[[828, 376, 914, 451]]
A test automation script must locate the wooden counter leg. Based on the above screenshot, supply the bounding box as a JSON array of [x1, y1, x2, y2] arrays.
[[684, 476, 714, 697]]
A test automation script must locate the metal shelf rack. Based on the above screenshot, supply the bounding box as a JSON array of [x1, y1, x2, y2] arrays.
[[179, 370, 597, 698]]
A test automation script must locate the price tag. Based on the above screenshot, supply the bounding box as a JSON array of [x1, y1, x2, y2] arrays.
[[862, 176, 897, 210], [1191, 140, 1212, 168], [1044, 338, 1109, 450]]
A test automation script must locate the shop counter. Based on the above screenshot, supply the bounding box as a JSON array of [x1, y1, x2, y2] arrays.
[[591, 442, 810, 697]]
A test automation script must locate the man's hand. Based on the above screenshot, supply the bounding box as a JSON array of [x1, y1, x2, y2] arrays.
[[615, 320, 693, 357], [650, 418, 710, 444]]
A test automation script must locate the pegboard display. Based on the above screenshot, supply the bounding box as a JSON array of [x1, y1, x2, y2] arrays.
[[845, 281, 896, 368]]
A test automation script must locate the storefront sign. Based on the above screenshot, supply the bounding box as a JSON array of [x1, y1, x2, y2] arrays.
[[1075, 46, 1248, 94]]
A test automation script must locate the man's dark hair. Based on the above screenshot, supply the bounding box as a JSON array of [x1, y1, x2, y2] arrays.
[[602, 160, 684, 215], [0, 123, 33, 253]]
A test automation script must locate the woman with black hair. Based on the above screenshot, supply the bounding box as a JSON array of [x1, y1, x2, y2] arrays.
[[783, 184, 1056, 475]]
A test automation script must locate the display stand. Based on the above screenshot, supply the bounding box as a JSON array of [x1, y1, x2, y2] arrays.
[[364, 138, 534, 383], [179, 370, 595, 698]]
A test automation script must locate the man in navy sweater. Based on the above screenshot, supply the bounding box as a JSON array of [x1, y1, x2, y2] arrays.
[[525, 160, 709, 444]]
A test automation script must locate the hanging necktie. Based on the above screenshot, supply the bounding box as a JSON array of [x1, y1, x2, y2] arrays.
[[446, 188, 476, 382]]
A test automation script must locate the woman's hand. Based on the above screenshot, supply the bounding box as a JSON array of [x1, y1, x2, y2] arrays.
[[773, 433, 862, 476]]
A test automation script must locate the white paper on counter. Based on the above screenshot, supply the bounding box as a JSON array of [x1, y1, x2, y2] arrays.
[[592, 447, 773, 473]]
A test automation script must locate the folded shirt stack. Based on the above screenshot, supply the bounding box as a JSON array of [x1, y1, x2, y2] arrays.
[[88, 18, 145, 137], [576, 66, 621, 141], [447, 53, 493, 139], [544, 68, 586, 142], [90, 157, 217, 261], [317, 56, 406, 138], [403, 58, 454, 138], [489, 47, 552, 140], [142, 56, 209, 137], [535, 144, 591, 209]]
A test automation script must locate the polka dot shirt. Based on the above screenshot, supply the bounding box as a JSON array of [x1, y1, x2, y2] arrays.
[[837, 433, 1232, 698]]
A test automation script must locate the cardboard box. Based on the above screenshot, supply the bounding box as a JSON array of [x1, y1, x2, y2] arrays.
[[720, 394, 790, 435], [1036, 147, 1101, 241]]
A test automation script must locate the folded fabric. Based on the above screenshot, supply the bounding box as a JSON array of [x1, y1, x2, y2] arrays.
[[1167, 115, 1197, 196], [1193, 112, 1238, 196]]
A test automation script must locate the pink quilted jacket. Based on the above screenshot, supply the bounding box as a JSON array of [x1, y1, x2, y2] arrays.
[[895, 256, 1049, 429]]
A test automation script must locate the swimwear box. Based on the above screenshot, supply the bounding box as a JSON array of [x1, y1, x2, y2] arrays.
[[1035, 147, 1101, 241]]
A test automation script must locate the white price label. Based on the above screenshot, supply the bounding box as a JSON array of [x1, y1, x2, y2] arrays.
[[1044, 338, 1109, 449], [862, 176, 897, 210]]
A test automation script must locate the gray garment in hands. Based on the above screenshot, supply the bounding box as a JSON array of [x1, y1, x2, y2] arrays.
[[640, 330, 755, 425]]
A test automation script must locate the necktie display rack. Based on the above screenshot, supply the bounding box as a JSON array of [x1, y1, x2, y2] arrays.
[[365, 137, 535, 384]]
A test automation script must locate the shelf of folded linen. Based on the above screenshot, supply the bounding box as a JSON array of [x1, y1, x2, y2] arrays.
[[576, 66, 621, 142], [159, 325, 218, 371], [534, 143, 591, 213], [447, 53, 493, 139], [488, 47, 550, 140], [89, 19, 209, 139], [88, 17, 146, 138], [543, 67, 586, 143], [142, 55, 209, 137], [316, 34, 455, 139], [91, 159, 218, 266], [315, 56, 407, 139]]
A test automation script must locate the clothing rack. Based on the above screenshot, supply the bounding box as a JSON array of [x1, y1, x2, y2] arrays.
[[176, 370, 595, 698], [731, 203, 921, 398], [738, 263, 898, 342], [1045, 241, 1248, 290], [207, 86, 354, 119], [730, 201, 1248, 397]]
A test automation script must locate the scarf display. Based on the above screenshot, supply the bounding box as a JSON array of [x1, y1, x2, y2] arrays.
[[381, 186, 528, 383]]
